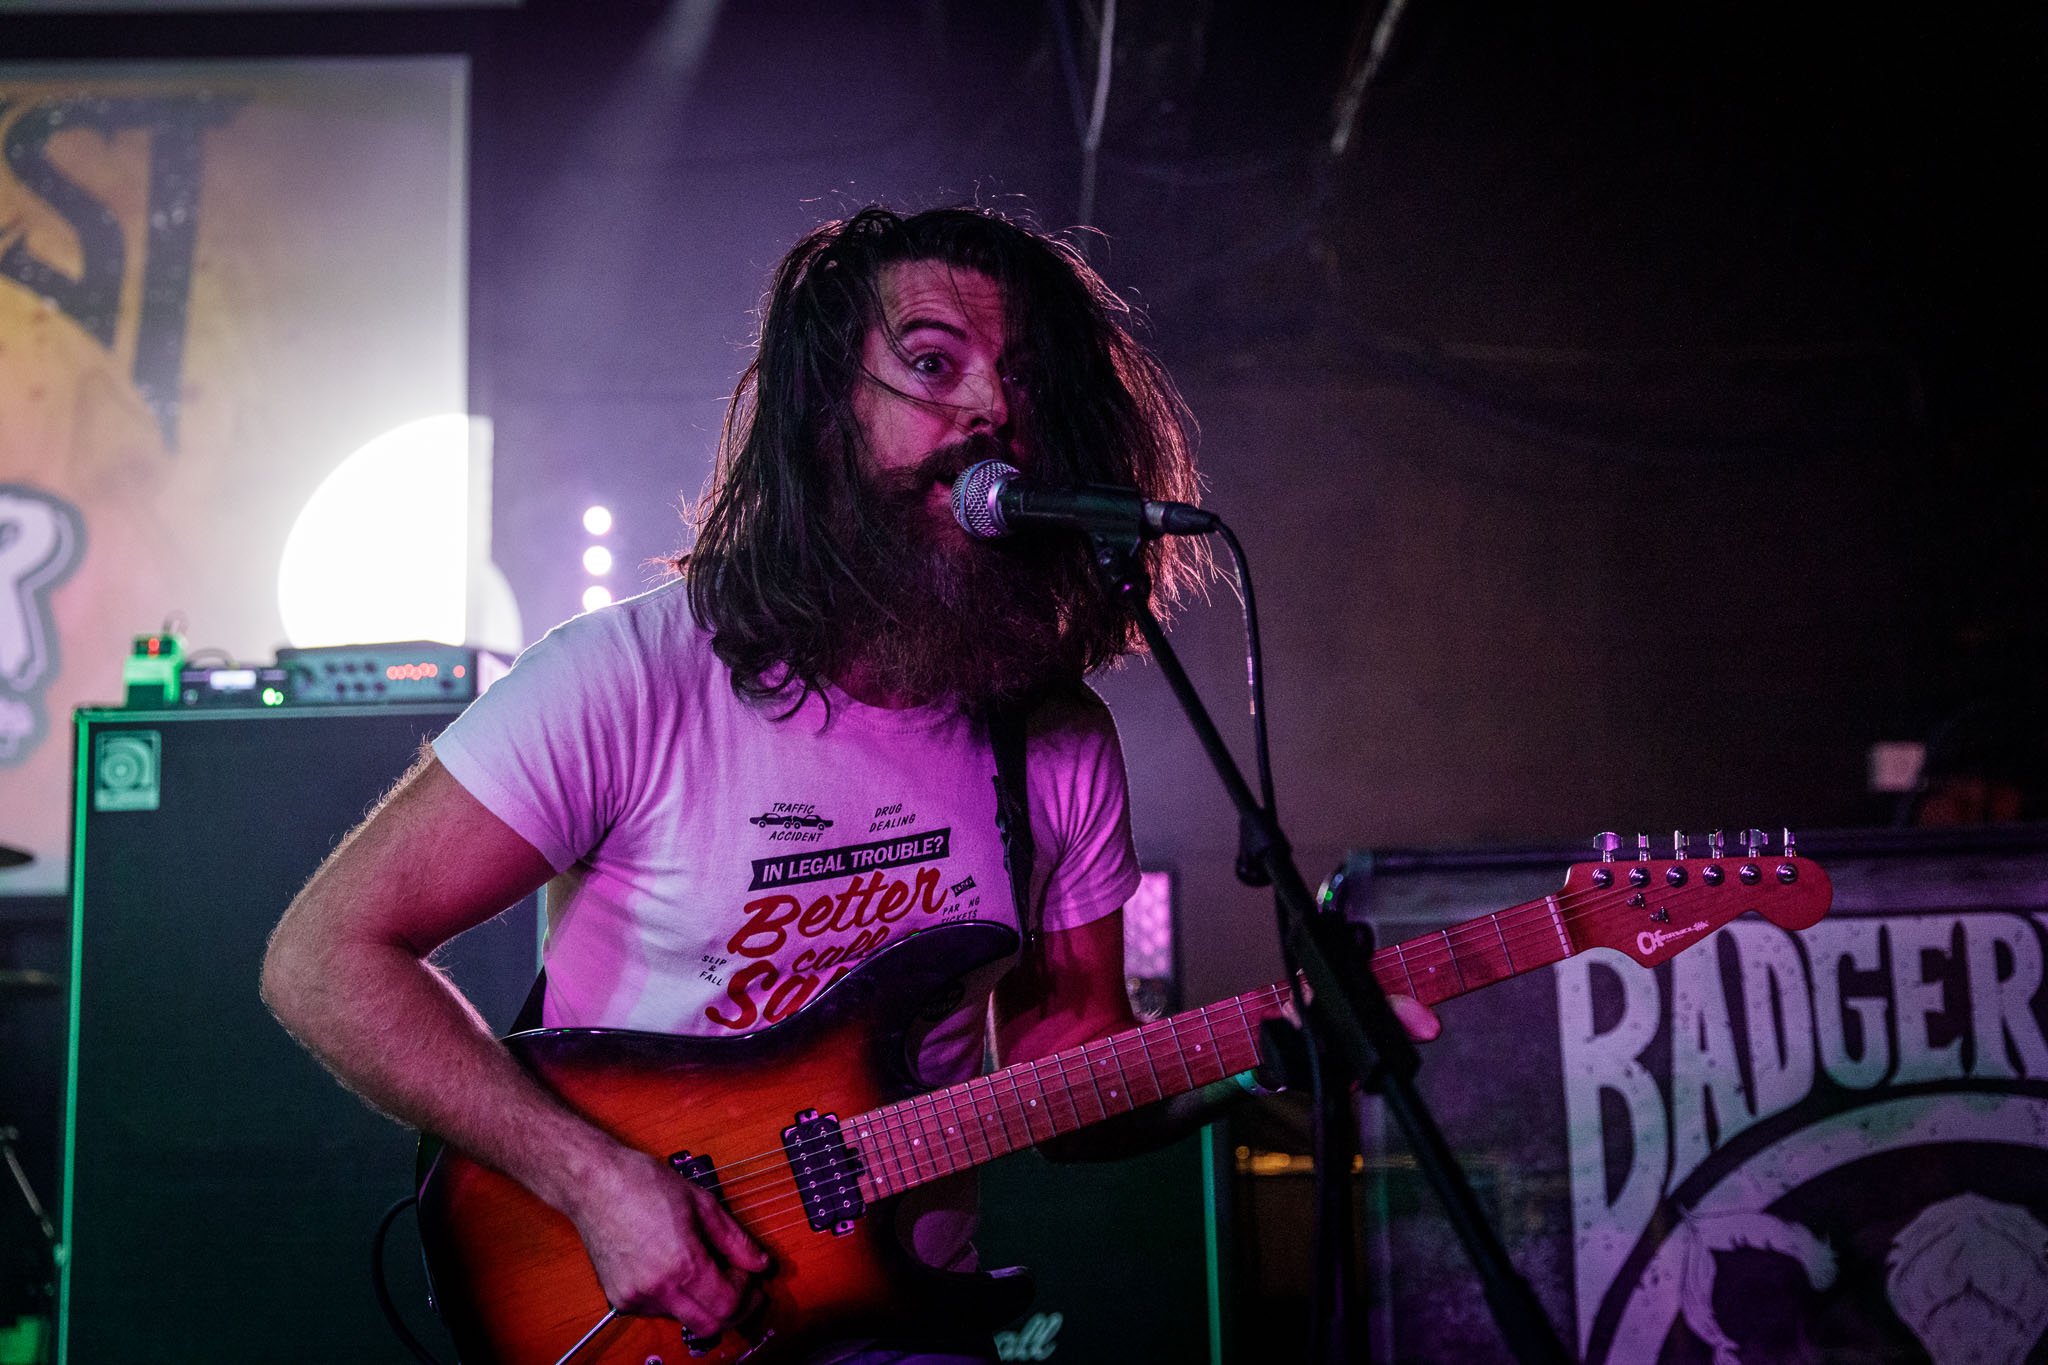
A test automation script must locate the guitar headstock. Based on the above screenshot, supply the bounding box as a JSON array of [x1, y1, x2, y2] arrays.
[[1557, 828, 1833, 968]]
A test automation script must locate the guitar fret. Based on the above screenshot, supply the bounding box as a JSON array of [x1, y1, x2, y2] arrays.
[[850, 1119, 881, 1201], [1070, 1041, 1109, 1126], [908, 1096, 943, 1181], [1194, 1007, 1225, 1086], [1394, 943, 1419, 998], [1441, 928, 1468, 992], [1106, 1032, 1133, 1113], [938, 1086, 972, 1172], [1002, 1066, 1038, 1144], [1493, 914, 1514, 971], [1055, 1052, 1091, 1133], [930, 1088, 969, 1176], [1546, 894, 1572, 958], [876, 1120, 904, 1198], [1229, 995, 1261, 1079], [964, 1076, 1001, 1163], [1023, 1057, 1054, 1141], [929, 1096, 958, 1178], [990, 1072, 1026, 1154], [885, 1110, 913, 1194], [1128, 1028, 1158, 1106], [1164, 1017, 1197, 1093]]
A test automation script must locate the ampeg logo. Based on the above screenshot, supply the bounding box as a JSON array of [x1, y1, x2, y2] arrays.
[[0, 485, 85, 765], [93, 732, 161, 812]]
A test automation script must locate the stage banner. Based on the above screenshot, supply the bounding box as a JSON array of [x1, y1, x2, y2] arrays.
[[0, 58, 466, 893], [1338, 829, 2048, 1364]]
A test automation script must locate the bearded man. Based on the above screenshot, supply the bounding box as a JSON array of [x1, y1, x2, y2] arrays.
[[261, 206, 1430, 1363]]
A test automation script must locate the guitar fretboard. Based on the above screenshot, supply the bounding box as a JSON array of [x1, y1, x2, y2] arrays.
[[848, 897, 1577, 1200], [849, 986, 1278, 1201]]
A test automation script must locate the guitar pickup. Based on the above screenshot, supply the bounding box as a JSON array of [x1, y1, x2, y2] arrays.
[[668, 1150, 726, 1201], [782, 1108, 866, 1235]]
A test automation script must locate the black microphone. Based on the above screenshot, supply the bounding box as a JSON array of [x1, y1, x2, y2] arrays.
[[950, 460, 1219, 541]]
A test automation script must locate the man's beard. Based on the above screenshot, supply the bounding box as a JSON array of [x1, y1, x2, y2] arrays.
[[838, 435, 1080, 711]]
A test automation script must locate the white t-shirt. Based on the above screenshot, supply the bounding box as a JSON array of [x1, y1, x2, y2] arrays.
[[432, 578, 1141, 1262]]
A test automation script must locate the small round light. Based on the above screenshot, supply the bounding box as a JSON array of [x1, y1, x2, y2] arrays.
[[582, 505, 613, 536], [582, 545, 614, 576], [581, 585, 614, 612]]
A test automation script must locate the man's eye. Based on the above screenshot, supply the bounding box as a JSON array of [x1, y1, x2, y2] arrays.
[[910, 353, 950, 377]]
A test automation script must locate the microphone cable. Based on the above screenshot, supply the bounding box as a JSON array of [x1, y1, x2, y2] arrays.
[[1215, 515, 1357, 1361], [373, 1194, 449, 1365]]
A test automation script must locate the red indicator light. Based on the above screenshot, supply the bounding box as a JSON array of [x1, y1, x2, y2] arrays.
[[454, 665, 466, 678], [384, 662, 440, 682], [146, 637, 160, 656]]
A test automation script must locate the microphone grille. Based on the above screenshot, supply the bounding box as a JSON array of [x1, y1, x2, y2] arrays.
[[950, 460, 1018, 540]]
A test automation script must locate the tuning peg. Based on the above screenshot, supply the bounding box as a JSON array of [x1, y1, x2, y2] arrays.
[[1741, 828, 1768, 857], [1708, 829, 1726, 859], [1636, 833, 1652, 861], [1673, 829, 1689, 860], [1594, 832, 1621, 863], [1783, 827, 1798, 857]]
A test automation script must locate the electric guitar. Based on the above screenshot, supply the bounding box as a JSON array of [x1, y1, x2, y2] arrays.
[[417, 836, 1832, 1363]]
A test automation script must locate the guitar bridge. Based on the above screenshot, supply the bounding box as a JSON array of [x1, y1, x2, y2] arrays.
[[781, 1108, 866, 1235]]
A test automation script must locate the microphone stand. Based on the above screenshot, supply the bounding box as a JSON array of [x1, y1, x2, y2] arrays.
[[1087, 531, 1570, 1365]]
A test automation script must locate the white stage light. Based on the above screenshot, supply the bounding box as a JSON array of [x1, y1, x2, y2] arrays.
[[583, 505, 613, 536], [582, 585, 614, 612], [583, 545, 614, 576], [279, 413, 522, 651]]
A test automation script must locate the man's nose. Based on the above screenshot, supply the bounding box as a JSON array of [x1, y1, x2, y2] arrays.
[[963, 366, 1009, 434]]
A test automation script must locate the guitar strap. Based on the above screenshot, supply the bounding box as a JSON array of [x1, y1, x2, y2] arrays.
[[987, 700, 1037, 954], [507, 701, 1041, 1035], [510, 947, 548, 1034]]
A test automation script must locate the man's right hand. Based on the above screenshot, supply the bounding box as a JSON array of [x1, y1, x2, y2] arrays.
[[568, 1146, 774, 1340]]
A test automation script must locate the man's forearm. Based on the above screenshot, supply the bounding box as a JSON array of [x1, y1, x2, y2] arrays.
[[260, 927, 625, 1218]]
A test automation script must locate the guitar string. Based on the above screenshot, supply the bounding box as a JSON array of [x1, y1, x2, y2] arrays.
[[722, 861, 1795, 1242], [634, 865, 1802, 1222], [630, 859, 1802, 1219]]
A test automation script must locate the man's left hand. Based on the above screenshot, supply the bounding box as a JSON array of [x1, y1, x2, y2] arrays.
[[1390, 993, 1441, 1042]]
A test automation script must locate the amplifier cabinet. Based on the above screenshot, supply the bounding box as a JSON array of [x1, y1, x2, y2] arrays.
[[60, 704, 538, 1364]]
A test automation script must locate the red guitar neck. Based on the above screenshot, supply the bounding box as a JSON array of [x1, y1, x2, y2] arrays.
[[847, 905, 1561, 1202], [852, 849, 1833, 1201], [850, 985, 1281, 1202]]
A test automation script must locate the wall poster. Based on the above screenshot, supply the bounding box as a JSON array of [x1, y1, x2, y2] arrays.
[[1340, 832, 2048, 1364], [0, 58, 467, 893]]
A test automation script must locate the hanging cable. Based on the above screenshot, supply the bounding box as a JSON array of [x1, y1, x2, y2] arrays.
[[373, 1195, 448, 1365], [1330, 0, 1411, 159], [1077, 0, 1118, 225]]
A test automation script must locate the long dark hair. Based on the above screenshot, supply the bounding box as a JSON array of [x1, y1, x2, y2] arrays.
[[682, 205, 1205, 709]]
